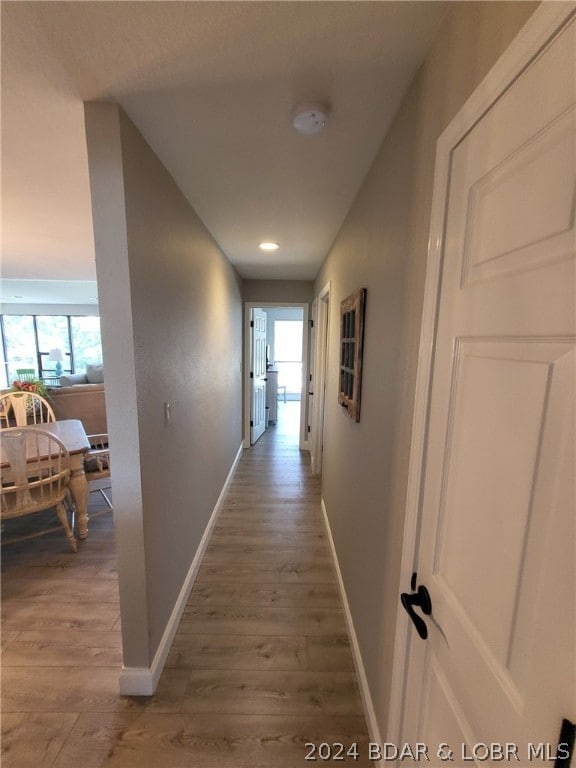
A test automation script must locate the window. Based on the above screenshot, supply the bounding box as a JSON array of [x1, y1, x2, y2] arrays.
[[338, 288, 366, 422], [71, 316, 103, 371], [36, 316, 71, 376], [274, 320, 303, 395], [3, 316, 37, 385], [0, 314, 102, 388]]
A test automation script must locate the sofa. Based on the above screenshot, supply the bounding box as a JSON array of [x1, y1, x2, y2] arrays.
[[47, 365, 107, 436], [47, 383, 107, 436]]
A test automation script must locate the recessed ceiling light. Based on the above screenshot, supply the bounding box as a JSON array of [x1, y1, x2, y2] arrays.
[[259, 242, 280, 251]]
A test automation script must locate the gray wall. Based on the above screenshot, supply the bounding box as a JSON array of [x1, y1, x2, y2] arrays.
[[314, 1, 537, 733], [243, 279, 313, 304], [85, 103, 243, 666]]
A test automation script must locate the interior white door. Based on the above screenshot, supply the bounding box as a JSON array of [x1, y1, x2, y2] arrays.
[[401, 16, 575, 763], [250, 308, 267, 445], [307, 300, 317, 451]]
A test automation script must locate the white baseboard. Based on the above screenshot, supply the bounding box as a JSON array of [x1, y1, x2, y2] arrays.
[[118, 666, 155, 696], [321, 497, 383, 751], [119, 443, 244, 696]]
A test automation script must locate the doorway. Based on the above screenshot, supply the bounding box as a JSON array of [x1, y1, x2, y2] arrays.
[[244, 303, 309, 449]]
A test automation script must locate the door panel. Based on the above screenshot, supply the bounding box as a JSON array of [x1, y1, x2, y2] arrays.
[[437, 341, 571, 668], [403, 15, 575, 756], [421, 659, 476, 760], [462, 107, 574, 286], [250, 308, 267, 444]]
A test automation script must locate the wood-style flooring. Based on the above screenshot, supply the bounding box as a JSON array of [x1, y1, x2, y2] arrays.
[[1, 402, 373, 766]]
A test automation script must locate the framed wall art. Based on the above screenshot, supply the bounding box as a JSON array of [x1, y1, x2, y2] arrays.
[[338, 288, 366, 422]]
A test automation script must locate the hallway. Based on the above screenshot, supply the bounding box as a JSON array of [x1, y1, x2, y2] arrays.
[[1, 404, 373, 767]]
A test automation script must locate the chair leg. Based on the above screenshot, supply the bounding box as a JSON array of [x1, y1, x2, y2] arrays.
[[64, 490, 76, 529], [97, 487, 113, 509], [55, 501, 77, 552]]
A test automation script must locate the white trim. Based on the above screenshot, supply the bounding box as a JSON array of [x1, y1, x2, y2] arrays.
[[321, 497, 382, 758], [119, 442, 244, 695], [117, 666, 155, 697], [242, 303, 252, 449], [387, 2, 576, 744], [299, 303, 310, 451], [308, 296, 318, 462], [311, 282, 330, 476], [243, 301, 310, 450]]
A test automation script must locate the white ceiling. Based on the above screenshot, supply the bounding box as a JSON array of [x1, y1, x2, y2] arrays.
[[1, 1, 447, 302], [0, 279, 99, 307]]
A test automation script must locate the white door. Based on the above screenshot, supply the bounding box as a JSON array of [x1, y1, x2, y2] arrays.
[[250, 308, 267, 445], [401, 14, 575, 762], [307, 300, 317, 450]]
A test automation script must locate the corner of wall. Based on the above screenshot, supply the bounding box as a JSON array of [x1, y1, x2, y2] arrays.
[[119, 443, 244, 695]]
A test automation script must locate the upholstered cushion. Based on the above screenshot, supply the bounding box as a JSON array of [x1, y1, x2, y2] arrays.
[[60, 373, 88, 386], [84, 453, 110, 473], [48, 383, 107, 435], [86, 364, 104, 384]]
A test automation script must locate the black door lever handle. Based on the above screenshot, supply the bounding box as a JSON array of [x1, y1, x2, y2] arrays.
[[401, 585, 432, 640]]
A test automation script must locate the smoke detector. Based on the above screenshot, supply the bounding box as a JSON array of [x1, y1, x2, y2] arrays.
[[292, 103, 330, 135]]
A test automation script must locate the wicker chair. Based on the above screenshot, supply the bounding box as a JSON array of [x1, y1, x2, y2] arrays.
[[0, 392, 56, 428], [0, 428, 77, 551], [84, 433, 112, 510]]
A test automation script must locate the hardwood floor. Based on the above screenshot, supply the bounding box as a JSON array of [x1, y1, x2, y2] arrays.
[[1, 402, 373, 766]]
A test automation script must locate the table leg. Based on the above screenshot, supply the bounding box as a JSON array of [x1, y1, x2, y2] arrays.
[[69, 455, 90, 539]]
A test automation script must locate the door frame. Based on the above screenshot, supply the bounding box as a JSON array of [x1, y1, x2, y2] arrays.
[[243, 301, 310, 450], [386, 2, 575, 746], [310, 282, 330, 476]]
